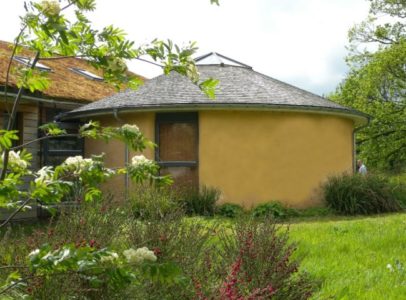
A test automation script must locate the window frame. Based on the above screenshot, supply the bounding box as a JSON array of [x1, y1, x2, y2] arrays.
[[69, 67, 104, 81], [42, 121, 84, 167], [13, 56, 52, 72], [155, 112, 199, 168]]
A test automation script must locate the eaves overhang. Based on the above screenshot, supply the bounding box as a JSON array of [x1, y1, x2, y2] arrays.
[[58, 103, 370, 127]]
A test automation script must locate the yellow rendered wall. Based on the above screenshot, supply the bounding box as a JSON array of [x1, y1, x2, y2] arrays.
[[199, 110, 354, 208], [84, 112, 155, 199]]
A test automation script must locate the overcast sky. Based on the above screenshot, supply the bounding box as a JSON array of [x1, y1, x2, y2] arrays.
[[1, 0, 370, 96]]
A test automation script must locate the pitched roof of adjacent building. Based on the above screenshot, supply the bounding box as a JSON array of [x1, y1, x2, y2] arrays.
[[0, 40, 144, 103], [61, 52, 369, 124]]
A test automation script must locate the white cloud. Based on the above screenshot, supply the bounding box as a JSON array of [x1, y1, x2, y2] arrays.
[[0, 0, 370, 95]]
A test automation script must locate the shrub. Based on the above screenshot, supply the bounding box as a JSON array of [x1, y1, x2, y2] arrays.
[[252, 201, 299, 219], [130, 185, 181, 220], [1, 188, 314, 299], [389, 175, 406, 208], [178, 185, 220, 216], [203, 217, 314, 299], [322, 173, 402, 215], [216, 203, 244, 218]]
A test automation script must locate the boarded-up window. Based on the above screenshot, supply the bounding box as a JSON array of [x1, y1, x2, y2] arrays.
[[156, 113, 198, 188]]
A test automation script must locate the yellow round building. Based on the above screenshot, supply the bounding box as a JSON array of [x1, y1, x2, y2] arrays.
[[61, 53, 368, 208]]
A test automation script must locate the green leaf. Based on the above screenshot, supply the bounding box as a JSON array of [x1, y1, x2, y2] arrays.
[[39, 123, 67, 136], [199, 78, 219, 99], [84, 187, 102, 202]]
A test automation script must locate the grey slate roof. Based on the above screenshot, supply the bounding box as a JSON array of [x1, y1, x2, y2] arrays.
[[61, 53, 368, 124]]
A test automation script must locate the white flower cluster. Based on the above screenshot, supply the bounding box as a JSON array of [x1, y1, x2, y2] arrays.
[[35, 166, 54, 183], [123, 247, 157, 264], [40, 0, 61, 17], [64, 155, 93, 173], [5, 151, 28, 169], [100, 251, 119, 263], [131, 155, 153, 168], [121, 124, 139, 134], [106, 57, 127, 73]]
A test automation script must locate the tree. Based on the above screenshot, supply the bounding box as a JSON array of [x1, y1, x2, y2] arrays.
[[0, 0, 218, 296], [330, 0, 406, 171], [0, 0, 218, 224]]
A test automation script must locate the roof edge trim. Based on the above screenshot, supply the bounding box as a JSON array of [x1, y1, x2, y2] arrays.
[[59, 103, 370, 126]]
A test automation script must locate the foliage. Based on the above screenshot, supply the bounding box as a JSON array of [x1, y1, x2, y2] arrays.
[[388, 173, 406, 208], [331, 0, 406, 171], [216, 203, 244, 218], [0, 197, 185, 298], [251, 201, 299, 219], [1, 0, 221, 297], [178, 185, 221, 216], [1, 189, 315, 299], [0, 242, 182, 299], [322, 173, 402, 215], [13, 0, 217, 92], [130, 186, 181, 220], [0, 122, 163, 212], [212, 218, 314, 299]]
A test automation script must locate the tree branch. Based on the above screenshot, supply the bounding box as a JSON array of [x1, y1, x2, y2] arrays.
[[11, 133, 80, 151], [39, 55, 89, 61], [0, 197, 32, 229], [1, 52, 40, 181]]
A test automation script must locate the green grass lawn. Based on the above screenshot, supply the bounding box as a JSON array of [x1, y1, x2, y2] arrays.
[[289, 213, 406, 299]]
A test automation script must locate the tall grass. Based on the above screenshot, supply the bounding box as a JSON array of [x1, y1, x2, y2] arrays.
[[322, 173, 402, 215], [290, 213, 406, 299]]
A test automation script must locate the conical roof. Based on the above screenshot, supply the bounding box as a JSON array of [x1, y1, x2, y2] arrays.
[[60, 53, 368, 125]]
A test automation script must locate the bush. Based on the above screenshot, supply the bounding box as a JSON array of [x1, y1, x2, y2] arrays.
[[1, 188, 314, 299], [389, 174, 406, 208], [322, 173, 402, 215], [178, 185, 220, 216], [216, 203, 244, 218], [130, 185, 181, 220], [252, 201, 299, 219], [208, 217, 314, 299]]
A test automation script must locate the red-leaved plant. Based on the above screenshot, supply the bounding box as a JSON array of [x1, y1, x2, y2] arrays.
[[195, 218, 314, 300]]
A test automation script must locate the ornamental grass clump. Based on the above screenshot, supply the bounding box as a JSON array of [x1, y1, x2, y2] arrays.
[[130, 185, 181, 220], [322, 173, 402, 215], [178, 185, 221, 216]]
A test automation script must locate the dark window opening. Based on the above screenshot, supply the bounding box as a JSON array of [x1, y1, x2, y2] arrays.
[[40, 108, 83, 167], [155, 112, 198, 188]]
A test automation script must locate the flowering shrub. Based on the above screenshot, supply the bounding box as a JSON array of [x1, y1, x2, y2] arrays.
[[63, 155, 94, 173], [0, 120, 174, 296], [0, 243, 182, 299]]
